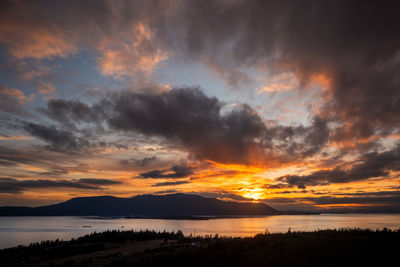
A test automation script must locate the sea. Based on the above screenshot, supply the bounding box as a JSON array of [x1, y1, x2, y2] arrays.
[[1, 213, 400, 249]]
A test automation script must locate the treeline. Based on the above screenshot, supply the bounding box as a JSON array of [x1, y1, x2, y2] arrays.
[[111, 228, 400, 266], [73, 229, 184, 244], [135, 228, 400, 266], [1, 228, 400, 266], [0, 230, 184, 266]]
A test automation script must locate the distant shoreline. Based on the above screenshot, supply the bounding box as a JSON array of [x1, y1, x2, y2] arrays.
[[85, 213, 321, 220], [5, 212, 400, 220], [5, 211, 400, 219], [0, 213, 321, 219]]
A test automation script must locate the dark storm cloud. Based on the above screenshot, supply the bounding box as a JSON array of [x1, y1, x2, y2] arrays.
[[0, 177, 117, 194], [139, 164, 193, 179], [266, 115, 330, 158], [22, 122, 90, 153], [151, 180, 190, 187], [107, 88, 265, 163], [20, 120, 125, 153], [106, 88, 329, 164], [278, 145, 400, 188], [41, 99, 105, 129], [40, 88, 330, 164]]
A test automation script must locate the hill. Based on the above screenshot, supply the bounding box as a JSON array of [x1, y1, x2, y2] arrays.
[[0, 193, 280, 217]]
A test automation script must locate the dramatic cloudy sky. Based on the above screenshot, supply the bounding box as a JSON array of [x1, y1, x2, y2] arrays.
[[1, 0, 400, 212]]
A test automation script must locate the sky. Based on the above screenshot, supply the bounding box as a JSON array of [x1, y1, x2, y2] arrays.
[[0, 0, 400, 212]]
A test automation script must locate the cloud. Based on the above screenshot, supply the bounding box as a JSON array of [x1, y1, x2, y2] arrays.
[[153, 189, 178, 195], [36, 81, 55, 95], [257, 72, 299, 93], [0, 160, 17, 166], [0, 177, 119, 194], [0, 85, 34, 114], [0, 135, 32, 141], [202, 56, 255, 89], [197, 191, 255, 202], [0, 0, 167, 80], [135, 156, 157, 167], [277, 190, 400, 212], [267, 115, 331, 158], [40, 87, 330, 164], [77, 178, 122, 186], [107, 88, 267, 164], [0, 145, 72, 167], [0, 0, 77, 59], [278, 144, 400, 188], [98, 22, 167, 78], [139, 164, 193, 179], [121, 156, 158, 168], [22, 122, 90, 153], [0, 26, 76, 60], [151, 180, 190, 187], [106, 88, 330, 164], [0, 146, 37, 165], [41, 98, 105, 129], [21, 121, 125, 153], [262, 191, 400, 212], [263, 183, 295, 189], [2, 0, 399, 147], [157, 0, 400, 144]]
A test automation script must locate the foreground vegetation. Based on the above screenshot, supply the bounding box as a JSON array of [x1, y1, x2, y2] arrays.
[[1, 228, 399, 266]]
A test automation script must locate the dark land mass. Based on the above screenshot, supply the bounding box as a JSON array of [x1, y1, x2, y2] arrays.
[[1, 229, 399, 266], [0, 193, 283, 217]]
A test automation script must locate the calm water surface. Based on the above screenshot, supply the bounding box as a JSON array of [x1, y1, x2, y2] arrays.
[[1, 214, 400, 249]]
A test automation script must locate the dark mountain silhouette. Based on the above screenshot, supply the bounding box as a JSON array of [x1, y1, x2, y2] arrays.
[[0, 193, 280, 217]]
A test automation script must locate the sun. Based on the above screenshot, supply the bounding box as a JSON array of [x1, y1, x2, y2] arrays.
[[240, 188, 264, 201]]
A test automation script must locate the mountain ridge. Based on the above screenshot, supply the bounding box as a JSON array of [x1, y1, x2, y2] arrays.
[[0, 193, 281, 217]]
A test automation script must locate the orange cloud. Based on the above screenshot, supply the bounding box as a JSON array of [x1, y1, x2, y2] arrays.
[[36, 82, 55, 94], [257, 71, 299, 94], [0, 135, 32, 141], [98, 22, 167, 78], [0, 85, 34, 105], [0, 22, 76, 59]]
